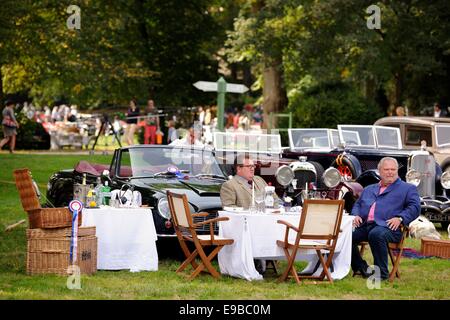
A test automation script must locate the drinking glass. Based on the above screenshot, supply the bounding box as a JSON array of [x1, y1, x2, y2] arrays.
[[254, 191, 264, 214]]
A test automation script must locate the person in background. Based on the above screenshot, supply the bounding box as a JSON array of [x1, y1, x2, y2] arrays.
[[111, 115, 123, 145], [395, 106, 405, 116], [1, 100, 20, 153], [433, 102, 447, 118], [351, 157, 420, 280], [169, 127, 204, 147], [125, 99, 140, 145], [198, 106, 205, 125], [144, 99, 159, 144], [204, 108, 212, 126], [167, 120, 178, 144]]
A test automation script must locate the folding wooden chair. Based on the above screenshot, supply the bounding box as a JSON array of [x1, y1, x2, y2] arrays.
[[356, 225, 409, 282], [276, 199, 344, 284], [166, 191, 234, 280]]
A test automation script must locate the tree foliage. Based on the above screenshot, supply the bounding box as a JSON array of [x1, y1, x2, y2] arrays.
[[0, 0, 224, 108]]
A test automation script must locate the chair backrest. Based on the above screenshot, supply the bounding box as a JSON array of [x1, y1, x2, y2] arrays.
[[167, 191, 193, 230], [298, 199, 344, 243], [13, 168, 41, 212]]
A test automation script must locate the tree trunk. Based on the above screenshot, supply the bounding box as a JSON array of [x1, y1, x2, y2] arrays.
[[262, 60, 288, 131], [394, 72, 403, 107], [364, 77, 375, 101]]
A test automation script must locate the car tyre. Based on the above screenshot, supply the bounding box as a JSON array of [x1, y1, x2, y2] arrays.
[[309, 161, 325, 188], [331, 154, 362, 181]]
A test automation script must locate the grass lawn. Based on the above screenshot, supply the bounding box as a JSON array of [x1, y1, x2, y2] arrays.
[[0, 153, 449, 300]]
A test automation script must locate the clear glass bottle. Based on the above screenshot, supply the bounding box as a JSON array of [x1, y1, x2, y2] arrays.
[[264, 186, 275, 211], [94, 177, 103, 206]]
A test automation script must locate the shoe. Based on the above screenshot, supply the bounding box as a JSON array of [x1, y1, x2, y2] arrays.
[[353, 263, 374, 278], [358, 266, 375, 279], [254, 259, 266, 274]]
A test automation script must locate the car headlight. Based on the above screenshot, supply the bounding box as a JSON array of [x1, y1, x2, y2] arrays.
[[157, 197, 171, 219], [323, 167, 341, 188], [275, 165, 294, 187], [441, 171, 450, 190], [406, 169, 421, 187]]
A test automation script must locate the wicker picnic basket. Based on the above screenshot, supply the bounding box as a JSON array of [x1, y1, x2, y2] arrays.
[[26, 227, 97, 275], [420, 237, 450, 259], [14, 168, 82, 229], [27, 208, 82, 229]]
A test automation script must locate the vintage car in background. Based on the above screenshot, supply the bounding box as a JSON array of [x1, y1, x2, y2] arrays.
[[283, 126, 450, 228], [212, 131, 362, 212], [374, 116, 450, 172], [46, 145, 228, 236]]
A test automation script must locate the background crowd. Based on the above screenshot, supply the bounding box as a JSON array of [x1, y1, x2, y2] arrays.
[[0, 97, 271, 151]]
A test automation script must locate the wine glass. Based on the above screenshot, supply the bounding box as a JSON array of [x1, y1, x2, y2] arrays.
[[254, 191, 264, 214]]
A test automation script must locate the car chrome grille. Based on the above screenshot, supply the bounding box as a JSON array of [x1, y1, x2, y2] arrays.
[[359, 159, 379, 171], [294, 170, 316, 187], [193, 210, 219, 234]]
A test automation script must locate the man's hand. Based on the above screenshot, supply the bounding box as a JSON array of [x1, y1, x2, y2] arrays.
[[352, 216, 363, 228], [386, 217, 402, 231]]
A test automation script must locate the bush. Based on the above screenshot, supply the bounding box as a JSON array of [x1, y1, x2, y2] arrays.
[[288, 81, 383, 128]]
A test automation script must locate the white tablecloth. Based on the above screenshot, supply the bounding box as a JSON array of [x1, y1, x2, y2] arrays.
[[218, 210, 354, 281], [81, 207, 158, 272]]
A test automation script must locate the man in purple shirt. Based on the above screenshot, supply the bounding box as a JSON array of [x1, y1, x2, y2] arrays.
[[351, 157, 420, 280]]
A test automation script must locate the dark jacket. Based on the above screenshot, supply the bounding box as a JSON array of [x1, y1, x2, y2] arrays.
[[351, 178, 420, 226]]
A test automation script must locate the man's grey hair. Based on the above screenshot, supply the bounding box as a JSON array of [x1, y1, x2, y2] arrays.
[[377, 157, 398, 171]]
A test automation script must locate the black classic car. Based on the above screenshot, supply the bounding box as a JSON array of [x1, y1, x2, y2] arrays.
[[212, 131, 363, 212], [283, 126, 450, 228], [46, 145, 227, 236]]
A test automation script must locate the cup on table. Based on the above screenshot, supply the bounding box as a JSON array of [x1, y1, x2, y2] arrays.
[[109, 198, 119, 208]]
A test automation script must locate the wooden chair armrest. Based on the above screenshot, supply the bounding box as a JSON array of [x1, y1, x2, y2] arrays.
[[277, 220, 299, 232], [277, 219, 299, 245], [194, 216, 229, 227], [191, 212, 209, 217], [194, 216, 230, 240]]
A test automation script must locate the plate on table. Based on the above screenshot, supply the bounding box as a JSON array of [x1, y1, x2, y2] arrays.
[[223, 206, 249, 213], [282, 207, 302, 215]]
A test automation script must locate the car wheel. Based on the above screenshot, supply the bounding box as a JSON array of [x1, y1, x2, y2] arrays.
[[309, 161, 325, 188], [331, 154, 362, 181]]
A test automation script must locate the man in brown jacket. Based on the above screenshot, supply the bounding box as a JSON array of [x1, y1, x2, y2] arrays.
[[220, 153, 279, 274], [220, 154, 270, 209]]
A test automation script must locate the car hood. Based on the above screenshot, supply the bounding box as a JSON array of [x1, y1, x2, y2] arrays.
[[131, 176, 223, 196], [129, 176, 224, 210]]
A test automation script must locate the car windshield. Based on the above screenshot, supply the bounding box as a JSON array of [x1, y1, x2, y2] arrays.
[[213, 132, 282, 154], [436, 125, 450, 147], [338, 125, 401, 149], [118, 147, 225, 178], [288, 129, 339, 149]]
